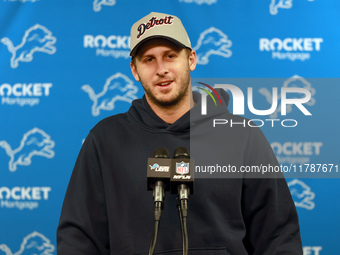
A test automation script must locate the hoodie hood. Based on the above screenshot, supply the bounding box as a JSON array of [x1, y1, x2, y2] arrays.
[[127, 89, 231, 133]]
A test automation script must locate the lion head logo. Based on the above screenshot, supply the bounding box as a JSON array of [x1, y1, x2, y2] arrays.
[[288, 179, 315, 210], [0, 128, 55, 172], [1, 24, 56, 68], [193, 27, 232, 65], [0, 232, 54, 255], [82, 72, 138, 116]]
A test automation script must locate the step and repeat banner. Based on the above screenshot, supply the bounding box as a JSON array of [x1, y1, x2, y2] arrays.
[[0, 1, 339, 254]]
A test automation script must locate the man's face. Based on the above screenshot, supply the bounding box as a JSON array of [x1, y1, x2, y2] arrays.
[[130, 38, 197, 108]]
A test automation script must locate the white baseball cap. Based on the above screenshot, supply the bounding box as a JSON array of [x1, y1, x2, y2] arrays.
[[130, 12, 192, 56]]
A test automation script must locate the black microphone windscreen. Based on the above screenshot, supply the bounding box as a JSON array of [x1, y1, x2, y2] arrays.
[[154, 148, 170, 158], [174, 146, 190, 159]]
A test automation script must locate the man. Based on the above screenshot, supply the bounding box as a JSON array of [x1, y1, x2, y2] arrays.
[[57, 12, 303, 254]]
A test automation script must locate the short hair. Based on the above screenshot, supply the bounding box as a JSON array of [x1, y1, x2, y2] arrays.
[[131, 47, 192, 67]]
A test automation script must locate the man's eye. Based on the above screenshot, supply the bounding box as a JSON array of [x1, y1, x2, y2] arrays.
[[166, 55, 176, 60]]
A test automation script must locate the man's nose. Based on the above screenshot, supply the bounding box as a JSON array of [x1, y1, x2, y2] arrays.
[[156, 61, 168, 76]]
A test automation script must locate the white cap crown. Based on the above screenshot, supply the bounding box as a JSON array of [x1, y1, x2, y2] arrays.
[[130, 12, 191, 56]]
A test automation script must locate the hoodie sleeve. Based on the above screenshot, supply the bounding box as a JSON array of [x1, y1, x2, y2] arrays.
[[57, 131, 110, 255], [241, 126, 303, 255]]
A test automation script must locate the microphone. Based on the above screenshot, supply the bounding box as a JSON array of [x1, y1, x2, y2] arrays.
[[147, 148, 171, 255], [170, 146, 194, 197], [147, 148, 171, 203], [170, 146, 194, 255]]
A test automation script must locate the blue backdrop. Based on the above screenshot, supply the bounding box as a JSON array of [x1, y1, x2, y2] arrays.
[[0, 1, 339, 254]]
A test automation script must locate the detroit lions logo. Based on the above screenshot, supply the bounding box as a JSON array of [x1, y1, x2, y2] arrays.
[[0, 128, 55, 172], [82, 72, 138, 116], [1, 24, 56, 68], [288, 179, 315, 210], [259, 75, 316, 118], [270, 0, 314, 15], [149, 163, 160, 170], [0, 231, 54, 255], [93, 0, 116, 12], [193, 27, 232, 65]]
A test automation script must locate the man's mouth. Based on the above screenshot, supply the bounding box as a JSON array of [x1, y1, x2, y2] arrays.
[[156, 81, 173, 87]]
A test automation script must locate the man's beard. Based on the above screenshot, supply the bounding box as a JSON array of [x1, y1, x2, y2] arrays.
[[141, 68, 191, 108]]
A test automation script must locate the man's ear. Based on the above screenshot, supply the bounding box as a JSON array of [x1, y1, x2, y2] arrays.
[[189, 50, 197, 71], [130, 61, 140, 82]]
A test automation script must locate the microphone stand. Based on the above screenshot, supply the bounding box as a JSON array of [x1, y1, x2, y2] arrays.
[[177, 184, 189, 255], [149, 181, 164, 255], [147, 148, 170, 255], [172, 147, 193, 255]]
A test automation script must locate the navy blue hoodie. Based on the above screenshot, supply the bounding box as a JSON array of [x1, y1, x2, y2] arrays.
[[57, 91, 302, 255]]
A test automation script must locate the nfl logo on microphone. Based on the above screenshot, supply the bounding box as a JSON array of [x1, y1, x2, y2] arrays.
[[176, 162, 190, 175]]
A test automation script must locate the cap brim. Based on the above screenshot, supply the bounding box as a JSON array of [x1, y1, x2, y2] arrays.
[[130, 35, 190, 56]]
